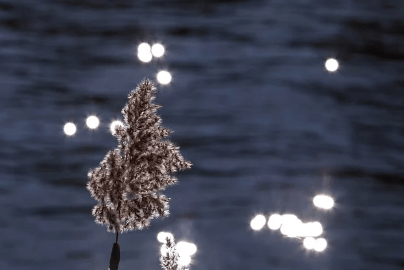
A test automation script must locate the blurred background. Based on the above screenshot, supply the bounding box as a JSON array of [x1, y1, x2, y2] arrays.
[[1, 0, 404, 269]]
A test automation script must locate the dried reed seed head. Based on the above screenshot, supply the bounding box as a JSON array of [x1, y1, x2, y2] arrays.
[[87, 79, 191, 233]]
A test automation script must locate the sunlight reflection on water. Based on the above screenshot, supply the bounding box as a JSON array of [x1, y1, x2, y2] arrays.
[[314, 238, 327, 252], [63, 122, 77, 136], [86, 115, 100, 130], [151, 43, 165, 58], [250, 214, 266, 231], [313, 194, 334, 210], [158, 232, 197, 267], [157, 231, 174, 243], [110, 120, 124, 135], [137, 42, 152, 63], [268, 213, 282, 230]]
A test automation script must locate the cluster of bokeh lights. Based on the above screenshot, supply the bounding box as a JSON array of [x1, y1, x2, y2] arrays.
[[64, 41, 174, 136], [250, 194, 334, 252], [137, 42, 171, 85], [138, 42, 165, 62], [251, 213, 327, 252], [63, 116, 124, 136], [303, 237, 327, 252], [157, 232, 197, 267]]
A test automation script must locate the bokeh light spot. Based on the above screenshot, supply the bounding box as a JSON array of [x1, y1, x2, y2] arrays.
[[138, 42, 151, 53], [138, 51, 152, 63], [299, 221, 323, 237], [110, 120, 124, 135], [137, 43, 152, 63], [64, 122, 77, 136], [314, 238, 327, 252], [250, 214, 266, 231], [86, 115, 100, 129], [303, 237, 316, 250], [151, 43, 165, 57], [325, 58, 339, 72], [157, 70, 172, 85], [280, 215, 302, 238], [157, 232, 174, 243], [313, 194, 334, 210], [176, 241, 197, 256], [268, 214, 283, 230]]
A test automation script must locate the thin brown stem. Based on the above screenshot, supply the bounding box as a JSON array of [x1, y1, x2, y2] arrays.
[[115, 231, 119, 243]]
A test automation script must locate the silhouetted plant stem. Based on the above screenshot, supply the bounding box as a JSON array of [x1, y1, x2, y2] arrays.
[[116, 231, 118, 243], [109, 241, 120, 270]]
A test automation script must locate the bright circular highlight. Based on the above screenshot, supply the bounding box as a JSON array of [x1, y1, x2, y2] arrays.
[[157, 232, 174, 243], [303, 237, 316, 250], [313, 194, 334, 210], [138, 51, 152, 63], [304, 221, 323, 237], [314, 238, 327, 252], [138, 42, 151, 53], [110, 120, 124, 135], [151, 43, 165, 57], [177, 255, 191, 266], [157, 70, 172, 85], [250, 214, 266, 231], [86, 116, 100, 129], [325, 58, 339, 72], [64, 122, 77, 136], [176, 241, 197, 256], [137, 43, 152, 63], [280, 216, 302, 238], [268, 214, 282, 230]]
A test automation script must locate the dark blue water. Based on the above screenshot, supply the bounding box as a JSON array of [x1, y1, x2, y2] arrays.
[[1, 0, 404, 269]]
